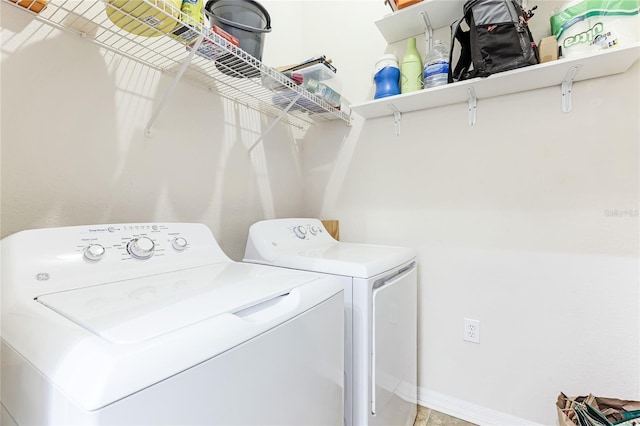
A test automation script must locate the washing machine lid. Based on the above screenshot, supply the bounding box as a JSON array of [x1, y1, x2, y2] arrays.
[[36, 262, 316, 344], [11, 261, 341, 411], [275, 242, 415, 278]]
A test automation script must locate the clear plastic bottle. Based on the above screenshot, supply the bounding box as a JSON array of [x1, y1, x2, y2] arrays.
[[423, 40, 450, 89], [305, 78, 341, 108]]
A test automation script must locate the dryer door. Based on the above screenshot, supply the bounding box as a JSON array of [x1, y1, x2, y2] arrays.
[[371, 262, 417, 425]]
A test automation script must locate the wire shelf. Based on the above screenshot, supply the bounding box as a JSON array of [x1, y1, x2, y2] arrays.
[[4, 0, 351, 130]]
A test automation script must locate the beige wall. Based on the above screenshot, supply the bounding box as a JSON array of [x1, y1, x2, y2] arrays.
[[1, 1, 639, 425], [301, 1, 640, 424]]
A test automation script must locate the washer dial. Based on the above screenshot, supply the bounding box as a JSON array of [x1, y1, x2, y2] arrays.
[[84, 244, 105, 261], [172, 237, 188, 251], [127, 237, 155, 260]]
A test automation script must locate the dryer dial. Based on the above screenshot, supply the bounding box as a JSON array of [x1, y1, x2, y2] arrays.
[[293, 226, 307, 239], [127, 237, 155, 260], [84, 244, 105, 261]]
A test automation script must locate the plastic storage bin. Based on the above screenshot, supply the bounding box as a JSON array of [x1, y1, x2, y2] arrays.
[[269, 63, 342, 113]]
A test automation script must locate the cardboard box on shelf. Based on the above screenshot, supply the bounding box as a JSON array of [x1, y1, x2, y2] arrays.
[[539, 36, 559, 63], [396, 0, 422, 9], [10, 0, 47, 13]]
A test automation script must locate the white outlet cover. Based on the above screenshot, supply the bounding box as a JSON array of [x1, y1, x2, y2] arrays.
[[464, 318, 480, 343]]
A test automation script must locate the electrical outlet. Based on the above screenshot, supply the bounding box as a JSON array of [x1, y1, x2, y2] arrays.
[[464, 318, 480, 343]]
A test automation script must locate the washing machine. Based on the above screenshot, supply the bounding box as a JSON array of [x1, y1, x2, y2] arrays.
[[0, 223, 344, 426], [243, 218, 417, 426]]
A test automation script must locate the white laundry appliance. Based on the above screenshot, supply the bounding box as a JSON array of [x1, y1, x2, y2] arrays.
[[243, 218, 417, 426], [0, 223, 344, 426]]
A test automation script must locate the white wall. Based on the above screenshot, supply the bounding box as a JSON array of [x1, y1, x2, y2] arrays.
[[301, 1, 640, 425], [1, 1, 638, 425]]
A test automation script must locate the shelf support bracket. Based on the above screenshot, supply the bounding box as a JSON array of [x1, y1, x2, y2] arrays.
[[467, 87, 477, 126], [561, 65, 581, 113], [248, 93, 302, 154], [388, 104, 401, 136], [144, 34, 205, 137], [419, 11, 434, 52]]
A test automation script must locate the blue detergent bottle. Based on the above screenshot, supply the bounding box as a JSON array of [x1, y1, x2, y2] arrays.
[[373, 54, 401, 99]]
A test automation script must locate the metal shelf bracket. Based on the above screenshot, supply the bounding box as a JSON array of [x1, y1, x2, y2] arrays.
[[561, 65, 582, 113], [467, 87, 477, 126], [388, 104, 402, 136], [145, 34, 205, 136], [248, 93, 302, 153], [419, 11, 434, 51]]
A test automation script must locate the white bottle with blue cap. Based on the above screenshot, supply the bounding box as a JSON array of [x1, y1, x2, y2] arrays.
[[373, 54, 401, 99]]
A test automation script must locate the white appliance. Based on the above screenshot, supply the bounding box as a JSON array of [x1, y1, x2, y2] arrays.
[[244, 218, 417, 426], [0, 223, 344, 426]]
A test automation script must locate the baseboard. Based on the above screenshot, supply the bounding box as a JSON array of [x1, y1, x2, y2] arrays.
[[417, 388, 543, 426]]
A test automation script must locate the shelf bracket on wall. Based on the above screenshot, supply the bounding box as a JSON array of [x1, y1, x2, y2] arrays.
[[144, 34, 205, 137], [419, 11, 434, 51], [561, 65, 582, 113], [248, 93, 302, 154], [388, 104, 402, 136], [467, 87, 477, 126]]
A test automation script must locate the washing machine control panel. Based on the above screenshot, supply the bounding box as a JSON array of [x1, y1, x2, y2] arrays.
[[6, 223, 230, 295], [77, 224, 192, 262]]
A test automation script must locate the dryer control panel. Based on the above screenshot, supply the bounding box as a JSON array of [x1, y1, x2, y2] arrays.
[[291, 222, 326, 240], [244, 218, 338, 263]]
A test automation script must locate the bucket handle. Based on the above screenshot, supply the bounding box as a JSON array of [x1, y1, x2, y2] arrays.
[[204, 10, 272, 34]]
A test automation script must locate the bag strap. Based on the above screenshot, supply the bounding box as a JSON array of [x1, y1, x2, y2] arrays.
[[449, 16, 472, 83]]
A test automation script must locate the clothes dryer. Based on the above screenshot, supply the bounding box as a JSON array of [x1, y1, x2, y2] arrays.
[[1, 223, 344, 426], [244, 218, 417, 426]]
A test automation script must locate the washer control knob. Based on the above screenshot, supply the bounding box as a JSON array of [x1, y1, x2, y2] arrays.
[[293, 226, 307, 239], [127, 237, 155, 260], [310, 226, 318, 235], [84, 244, 105, 261], [172, 237, 188, 251]]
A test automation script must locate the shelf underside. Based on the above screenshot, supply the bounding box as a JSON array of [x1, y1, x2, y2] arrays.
[[6, 0, 350, 129]]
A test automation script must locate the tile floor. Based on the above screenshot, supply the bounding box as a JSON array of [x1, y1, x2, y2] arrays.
[[413, 405, 477, 426]]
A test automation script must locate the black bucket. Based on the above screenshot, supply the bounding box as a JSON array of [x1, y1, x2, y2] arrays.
[[204, 0, 271, 78]]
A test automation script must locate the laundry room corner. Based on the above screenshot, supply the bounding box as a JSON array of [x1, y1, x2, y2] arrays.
[[1, 0, 639, 425], [300, 1, 640, 424]]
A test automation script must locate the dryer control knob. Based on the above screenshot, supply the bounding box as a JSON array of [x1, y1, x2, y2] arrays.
[[310, 226, 318, 235], [172, 237, 188, 251], [84, 244, 105, 261], [127, 237, 155, 260], [293, 226, 307, 239]]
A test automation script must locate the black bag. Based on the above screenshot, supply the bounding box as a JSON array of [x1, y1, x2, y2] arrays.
[[448, 0, 539, 83]]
